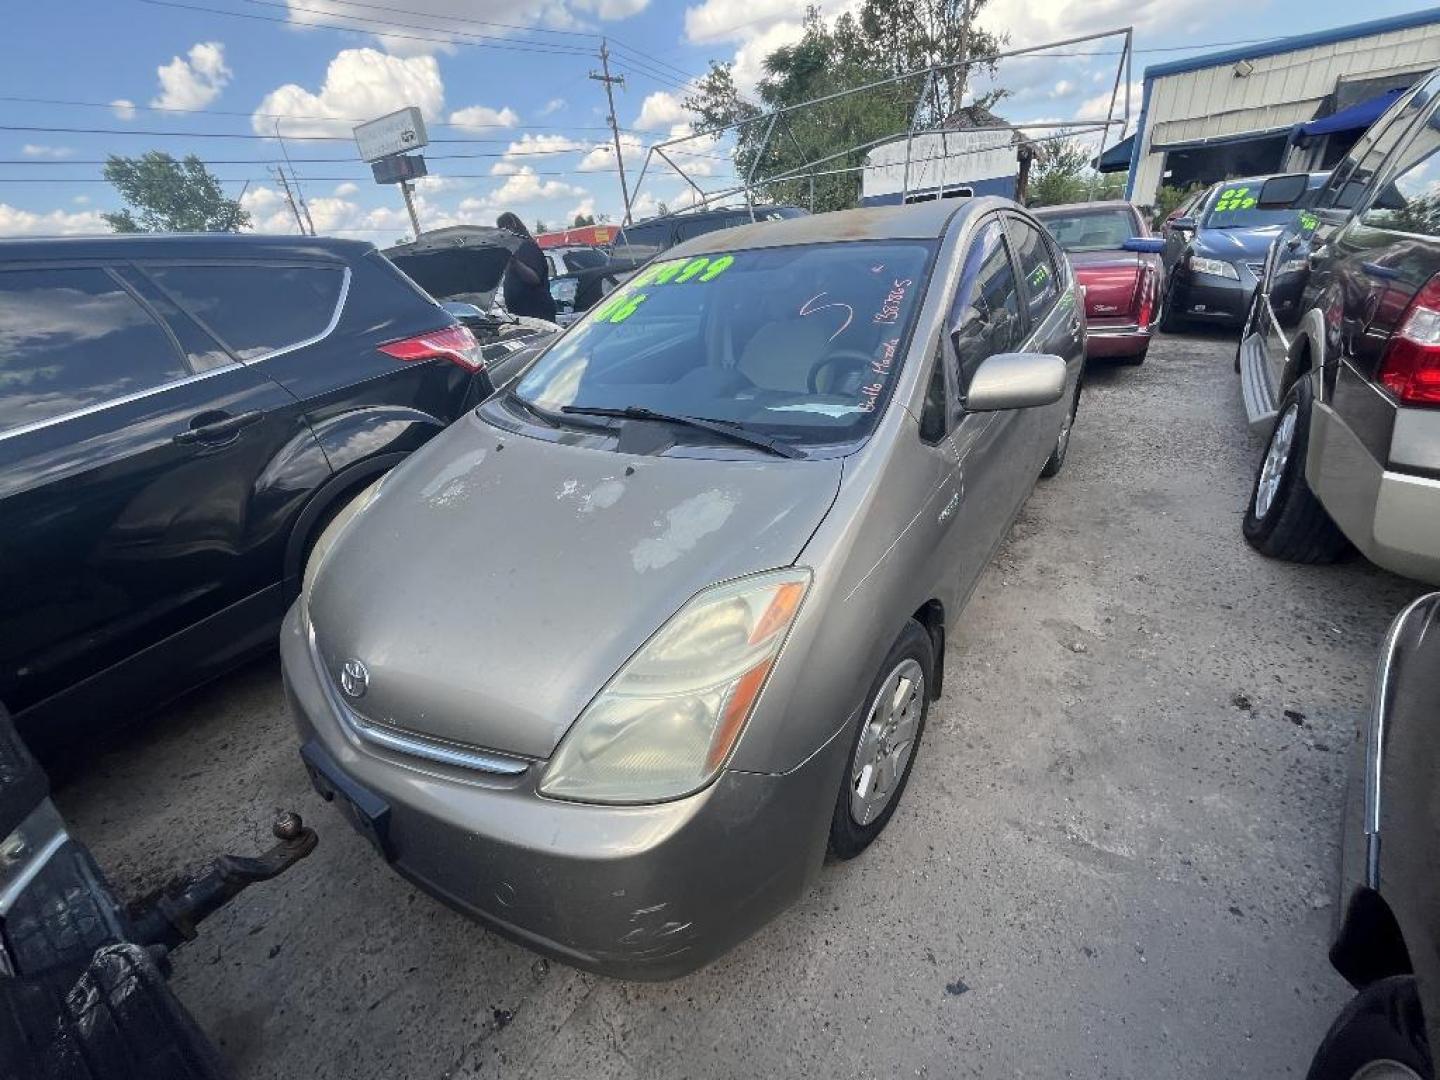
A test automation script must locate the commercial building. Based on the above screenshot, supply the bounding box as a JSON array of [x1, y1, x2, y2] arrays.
[[1119, 9, 1440, 206]]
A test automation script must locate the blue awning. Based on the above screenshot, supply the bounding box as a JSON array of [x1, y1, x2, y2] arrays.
[[1300, 87, 1407, 136], [1095, 133, 1135, 173]]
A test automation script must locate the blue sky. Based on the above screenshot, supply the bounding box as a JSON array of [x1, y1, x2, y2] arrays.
[[2, 0, 1430, 239]]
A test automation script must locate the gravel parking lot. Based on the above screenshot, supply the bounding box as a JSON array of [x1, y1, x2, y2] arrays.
[[55, 329, 1427, 1079]]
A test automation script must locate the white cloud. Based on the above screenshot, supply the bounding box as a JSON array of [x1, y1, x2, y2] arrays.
[[578, 132, 646, 172], [539, 97, 567, 116], [0, 203, 109, 237], [152, 42, 232, 111], [978, 0, 1210, 48], [111, 99, 137, 121], [450, 104, 520, 130], [73, 195, 91, 205], [21, 145, 73, 159], [252, 48, 444, 137], [471, 166, 586, 209], [334, 181, 359, 196], [633, 90, 690, 132], [492, 133, 585, 175], [568, 196, 596, 222], [729, 18, 809, 95], [683, 0, 805, 44]]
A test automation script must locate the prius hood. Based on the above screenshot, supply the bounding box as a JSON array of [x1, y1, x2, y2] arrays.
[[307, 415, 843, 760]]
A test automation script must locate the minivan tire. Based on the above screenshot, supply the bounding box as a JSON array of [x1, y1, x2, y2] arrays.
[[1242, 377, 1350, 564], [1304, 977, 1434, 1080], [828, 620, 933, 861]]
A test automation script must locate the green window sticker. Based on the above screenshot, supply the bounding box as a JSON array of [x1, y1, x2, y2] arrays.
[[630, 254, 736, 290], [1215, 186, 1257, 212], [1298, 211, 1319, 232], [593, 292, 647, 323]]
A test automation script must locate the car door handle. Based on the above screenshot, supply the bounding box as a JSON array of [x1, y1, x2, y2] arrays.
[[174, 410, 264, 445]]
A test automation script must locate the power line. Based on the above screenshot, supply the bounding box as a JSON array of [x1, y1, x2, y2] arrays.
[[134, 0, 596, 57], [0, 93, 640, 134], [0, 123, 619, 148]]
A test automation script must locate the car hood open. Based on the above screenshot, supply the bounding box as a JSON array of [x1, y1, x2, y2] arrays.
[[307, 415, 843, 760], [384, 226, 520, 309]]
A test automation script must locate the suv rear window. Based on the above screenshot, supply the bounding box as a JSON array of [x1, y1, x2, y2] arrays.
[[0, 267, 189, 433], [144, 264, 345, 359], [615, 222, 673, 261]]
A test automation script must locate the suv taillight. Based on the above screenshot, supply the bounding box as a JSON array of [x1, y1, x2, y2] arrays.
[[1378, 274, 1440, 407], [378, 325, 485, 373]]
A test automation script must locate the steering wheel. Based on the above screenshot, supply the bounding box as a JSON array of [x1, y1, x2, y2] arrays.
[[807, 349, 874, 395]]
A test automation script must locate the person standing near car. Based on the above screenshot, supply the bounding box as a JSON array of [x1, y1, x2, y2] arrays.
[[497, 212, 557, 323]]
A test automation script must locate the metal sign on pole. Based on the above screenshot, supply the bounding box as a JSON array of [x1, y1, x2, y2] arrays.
[[355, 107, 430, 238]]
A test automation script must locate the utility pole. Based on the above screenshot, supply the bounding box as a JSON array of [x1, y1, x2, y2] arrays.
[[590, 40, 633, 225], [275, 119, 316, 235], [270, 165, 308, 235], [398, 178, 422, 240]]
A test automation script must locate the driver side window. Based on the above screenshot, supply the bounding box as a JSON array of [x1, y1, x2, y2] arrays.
[[947, 219, 1023, 414]]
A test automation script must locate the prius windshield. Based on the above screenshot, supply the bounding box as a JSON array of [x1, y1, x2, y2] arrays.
[[512, 241, 934, 446]]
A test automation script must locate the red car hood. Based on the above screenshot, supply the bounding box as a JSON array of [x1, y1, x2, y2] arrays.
[[1067, 250, 1152, 321]]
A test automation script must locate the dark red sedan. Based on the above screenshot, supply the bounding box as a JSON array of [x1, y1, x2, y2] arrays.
[[1033, 201, 1166, 365]]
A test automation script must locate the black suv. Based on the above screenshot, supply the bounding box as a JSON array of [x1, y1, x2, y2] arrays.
[[611, 205, 808, 263], [0, 234, 507, 759], [1238, 69, 1440, 584]]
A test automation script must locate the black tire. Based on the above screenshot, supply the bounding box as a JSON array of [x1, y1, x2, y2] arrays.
[[1306, 977, 1434, 1080], [1242, 376, 1350, 563], [1123, 341, 1148, 367], [1159, 279, 1185, 333], [1040, 378, 1081, 478], [828, 620, 934, 861]]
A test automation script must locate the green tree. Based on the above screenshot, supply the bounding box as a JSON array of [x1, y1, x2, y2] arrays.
[[102, 152, 248, 233], [1024, 138, 1124, 207], [684, 1, 1006, 213], [1150, 182, 1204, 228], [572, 212, 596, 227]]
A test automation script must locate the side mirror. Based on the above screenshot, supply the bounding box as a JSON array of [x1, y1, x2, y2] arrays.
[[966, 353, 1066, 412], [1122, 237, 1165, 254], [1171, 216, 1196, 233], [1257, 173, 1310, 209]]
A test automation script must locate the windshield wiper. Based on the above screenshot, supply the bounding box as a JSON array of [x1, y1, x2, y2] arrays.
[[560, 405, 804, 459]]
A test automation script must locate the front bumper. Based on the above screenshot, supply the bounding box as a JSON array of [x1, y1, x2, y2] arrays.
[[1171, 269, 1252, 325], [280, 602, 845, 980], [1309, 404, 1440, 585]]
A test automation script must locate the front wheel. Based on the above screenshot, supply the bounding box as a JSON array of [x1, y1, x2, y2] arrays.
[[827, 620, 933, 860], [1305, 977, 1434, 1080], [1040, 377, 1081, 478], [1242, 377, 1349, 563]]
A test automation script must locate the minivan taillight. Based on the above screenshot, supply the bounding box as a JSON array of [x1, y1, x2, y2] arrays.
[[378, 325, 485, 372], [1378, 274, 1440, 407]]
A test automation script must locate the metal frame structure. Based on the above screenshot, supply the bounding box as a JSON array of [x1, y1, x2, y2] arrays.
[[625, 26, 1134, 223]]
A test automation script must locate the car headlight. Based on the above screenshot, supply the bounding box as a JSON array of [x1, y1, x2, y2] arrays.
[[1189, 256, 1239, 280], [539, 568, 812, 804], [1278, 257, 1308, 275], [302, 478, 384, 601]]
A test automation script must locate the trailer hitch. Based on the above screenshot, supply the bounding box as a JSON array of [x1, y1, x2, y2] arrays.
[[129, 811, 318, 953]]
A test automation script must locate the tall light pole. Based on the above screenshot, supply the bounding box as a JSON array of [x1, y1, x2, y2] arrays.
[[590, 40, 633, 225]]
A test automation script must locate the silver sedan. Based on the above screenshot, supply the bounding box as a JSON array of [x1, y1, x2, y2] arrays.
[[283, 198, 1086, 979]]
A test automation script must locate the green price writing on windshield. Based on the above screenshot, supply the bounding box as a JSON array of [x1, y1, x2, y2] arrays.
[[1215, 186, 1257, 212], [632, 253, 735, 289], [593, 292, 648, 324], [1299, 211, 1319, 232]]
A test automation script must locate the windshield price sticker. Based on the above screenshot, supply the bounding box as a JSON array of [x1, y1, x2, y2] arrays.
[[1299, 210, 1320, 232], [1215, 186, 1257, 212], [595, 254, 737, 323]]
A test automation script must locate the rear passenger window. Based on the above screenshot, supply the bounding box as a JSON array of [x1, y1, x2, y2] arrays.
[[0, 267, 188, 433], [1006, 216, 1060, 322], [949, 219, 1024, 393], [1361, 110, 1440, 237], [145, 264, 344, 360]]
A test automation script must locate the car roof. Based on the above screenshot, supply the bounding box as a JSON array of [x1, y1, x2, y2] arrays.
[[0, 232, 375, 264], [665, 199, 986, 257], [1032, 201, 1134, 215]]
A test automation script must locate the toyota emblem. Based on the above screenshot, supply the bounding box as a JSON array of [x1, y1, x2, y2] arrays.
[[340, 658, 369, 698]]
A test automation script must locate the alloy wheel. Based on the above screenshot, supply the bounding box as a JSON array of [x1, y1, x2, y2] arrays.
[[1255, 402, 1298, 519], [849, 658, 925, 826]]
